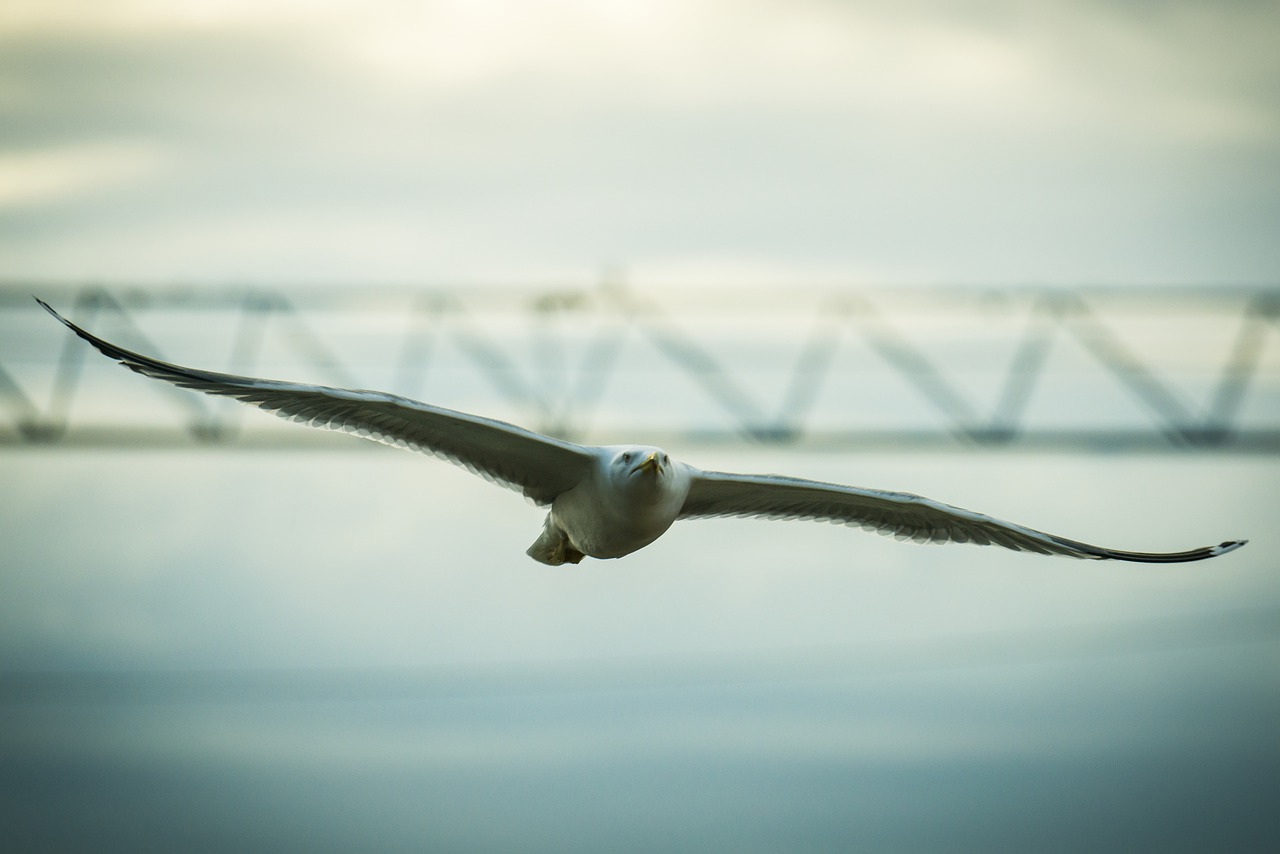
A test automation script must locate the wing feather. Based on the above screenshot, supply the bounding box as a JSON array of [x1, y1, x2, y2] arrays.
[[679, 469, 1245, 563], [39, 298, 594, 505]]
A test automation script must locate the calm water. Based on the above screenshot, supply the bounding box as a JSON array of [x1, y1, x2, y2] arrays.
[[2, 449, 1278, 851]]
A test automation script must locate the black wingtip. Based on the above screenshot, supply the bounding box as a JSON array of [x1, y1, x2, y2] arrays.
[[1050, 532, 1249, 563], [34, 296, 69, 327], [1121, 538, 1247, 563], [1216, 539, 1248, 556]]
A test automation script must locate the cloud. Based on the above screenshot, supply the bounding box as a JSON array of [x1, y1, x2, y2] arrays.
[[1, 0, 1278, 283], [0, 142, 166, 207]]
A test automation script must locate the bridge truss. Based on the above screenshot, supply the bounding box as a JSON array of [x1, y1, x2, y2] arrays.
[[2, 283, 1277, 452]]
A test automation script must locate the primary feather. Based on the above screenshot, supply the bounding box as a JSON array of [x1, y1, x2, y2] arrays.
[[679, 470, 1244, 562], [37, 297, 593, 506]]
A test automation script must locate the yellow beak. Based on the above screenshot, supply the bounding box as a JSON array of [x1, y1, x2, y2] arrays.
[[636, 452, 661, 474]]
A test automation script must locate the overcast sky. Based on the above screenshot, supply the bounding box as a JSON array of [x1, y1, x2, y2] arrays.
[[2, 0, 1278, 286]]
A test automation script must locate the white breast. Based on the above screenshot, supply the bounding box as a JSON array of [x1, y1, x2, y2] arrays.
[[551, 459, 692, 559]]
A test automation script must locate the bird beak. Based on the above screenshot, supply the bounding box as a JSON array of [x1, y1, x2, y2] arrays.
[[634, 452, 662, 475]]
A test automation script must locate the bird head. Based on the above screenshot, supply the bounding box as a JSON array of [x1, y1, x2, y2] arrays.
[[613, 446, 671, 481]]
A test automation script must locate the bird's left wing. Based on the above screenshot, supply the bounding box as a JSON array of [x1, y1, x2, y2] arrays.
[[679, 468, 1245, 563], [39, 298, 595, 505]]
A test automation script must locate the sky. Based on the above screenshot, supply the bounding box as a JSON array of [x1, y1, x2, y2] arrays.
[[2, 0, 1279, 286], [2, 3, 1278, 851]]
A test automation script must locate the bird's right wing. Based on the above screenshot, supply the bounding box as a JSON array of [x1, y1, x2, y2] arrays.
[[679, 468, 1246, 563], [39, 298, 595, 505]]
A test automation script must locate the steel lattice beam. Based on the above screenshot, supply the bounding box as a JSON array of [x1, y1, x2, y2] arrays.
[[2, 284, 1277, 452]]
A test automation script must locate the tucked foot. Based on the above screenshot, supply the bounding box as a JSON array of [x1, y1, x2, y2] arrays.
[[526, 515, 585, 566]]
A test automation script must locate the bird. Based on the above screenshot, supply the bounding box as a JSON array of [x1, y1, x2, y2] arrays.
[[38, 297, 1246, 565]]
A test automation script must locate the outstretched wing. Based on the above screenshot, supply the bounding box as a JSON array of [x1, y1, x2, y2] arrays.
[[679, 469, 1245, 563], [39, 298, 595, 505]]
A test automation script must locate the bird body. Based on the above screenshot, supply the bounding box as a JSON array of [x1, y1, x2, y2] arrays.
[[530, 446, 691, 564], [38, 298, 1246, 565]]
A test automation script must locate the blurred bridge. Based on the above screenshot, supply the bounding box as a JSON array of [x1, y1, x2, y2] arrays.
[[2, 283, 1278, 452]]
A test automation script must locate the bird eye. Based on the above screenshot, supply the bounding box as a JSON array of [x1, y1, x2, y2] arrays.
[[621, 452, 632, 463]]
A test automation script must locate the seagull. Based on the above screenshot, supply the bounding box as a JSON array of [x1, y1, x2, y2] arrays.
[[38, 297, 1246, 565]]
